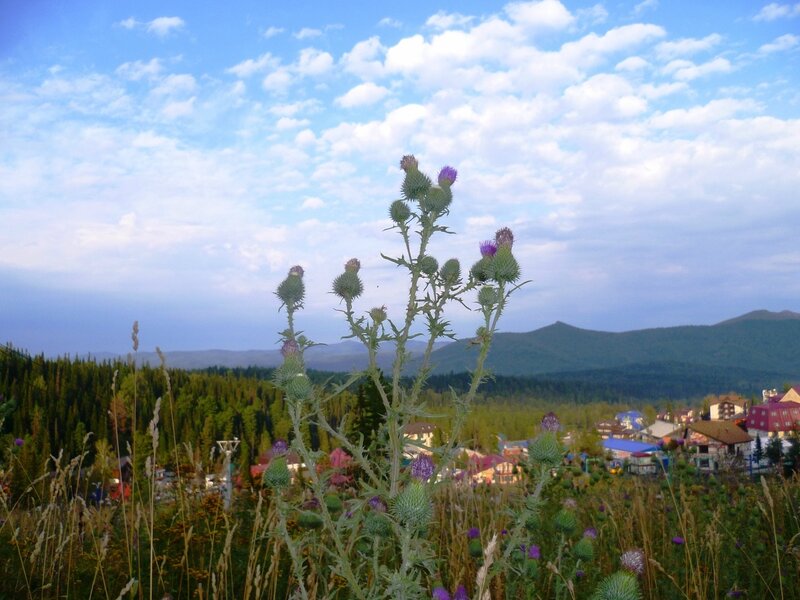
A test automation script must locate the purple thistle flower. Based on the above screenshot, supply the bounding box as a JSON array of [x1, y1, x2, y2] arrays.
[[453, 585, 469, 600], [288, 265, 304, 278], [438, 166, 457, 186], [432, 587, 451, 600], [400, 154, 418, 172], [501, 528, 508, 535], [583, 527, 598, 539], [620, 548, 646, 576], [541, 412, 560, 432], [576, 569, 585, 580], [281, 339, 300, 358], [479, 240, 497, 258], [495, 227, 514, 249], [368, 496, 387, 513], [345, 258, 361, 273], [271, 440, 289, 456], [14, 438, 24, 447], [563, 498, 577, 510], [598, 504, 606, 513], [467, 527, 480, 540], [411, 454, 435, 481], [527, 544, 541, 560], [672, 536, 685, 545]]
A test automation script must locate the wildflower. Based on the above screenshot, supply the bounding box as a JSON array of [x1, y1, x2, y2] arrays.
[[411, 454, 435, 481], [495, 227, 514, 249], [271, 440, 289, 456], [527, 544, 541, 559], [541, 411, 560, 432], [281, 339, 300, 358], [438, 165, 457, 187], [14, 438, 23, 447], [345, 258, 361, 273], [727, 588, 744, 598], [369, 305, 387, 324], [562, 497, 577, 510], [672, 536, 685, 545], [368, 496, 387, 513], [289, 265, 304, 278], [400, 154, 418, 172], [432, 587, 451, 600], [576, 569, 585, 580], [467, 527, 480, 540], [620, 548, 646, 576], [479, 240, 497, 258], [598, 504, 606, 513], [583, 527, 598, 539], [453, 585, 469, 600]]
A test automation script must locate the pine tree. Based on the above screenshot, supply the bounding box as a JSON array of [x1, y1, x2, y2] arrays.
[[350, 372, 388, 451]]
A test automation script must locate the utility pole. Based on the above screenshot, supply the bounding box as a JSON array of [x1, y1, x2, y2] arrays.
[[217, 437, 240, 510]]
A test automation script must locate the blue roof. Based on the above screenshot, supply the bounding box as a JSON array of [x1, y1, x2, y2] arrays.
[[602, 439, 659, 453]]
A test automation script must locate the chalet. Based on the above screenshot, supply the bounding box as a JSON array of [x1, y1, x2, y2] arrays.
[[468, 452, 520, 485], [639, 420, 680, 444], [596, 419, 630, 440], [403, 422, 437, 457], [778, 386, 800, 404], [615, 410, 645, 432], [746, 400, 800, 438], [684, 421, 751, 471], [656, 407, 696, 425], [497, 434, 529, 457], [708, 394, 748, 420]]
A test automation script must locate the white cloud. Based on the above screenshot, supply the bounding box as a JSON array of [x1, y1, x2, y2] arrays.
[[275, 117, 310, 130], [336, 82, 390, 108], [151, 74, 196, 96], [649, 98, 761, 129], [161, 96, 195, 118], [118, 17, 138, 30], [758, 33, 799, 54], [342, 36, 387, 79], [576, 4, 609, 26], [263, 26, 284, 38], [262, 69, 293, 92], [655, 34, 722, 60], [559, 24, 666, 69], [227, 53, 277, 78], [378, 17, 402, 28], [296, 48, 334, 76], [615, 56, 649, 71], [426, 11, 475, 30], [667, 57, 732, 81], [753, 2, 800, 21], [146, 16, 185, 37], [300, 197, 325, 209], [505, 0, 575, 31], [633, 0, 658, 15], [294, 27, 322, 40], [116, 58, 162, 81]]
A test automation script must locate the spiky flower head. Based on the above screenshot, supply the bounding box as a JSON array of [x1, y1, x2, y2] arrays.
[[368, 495, 387, 513], [495, 227, 514, 249], [467, 527, 480, 540], [392, 480, 432, 528], [364, 512, 391, 536], [421, 184, 452, 213], [541, 412, 561, 432], [554, 509, 578, 535], [528, 431, 563, 466], [453, 585, 469, 600], [584, 527, 598, 539], [411, 453, 435, 481], [289, 265, 304, 278], [562, 497, 578, 510], [419, 255, 439, 275], [286, 373, 312, 401], [390, 199, 412, 223], [263, 456, 291, 490], [432, 587, 451, 600], [271, 439, 288, 455], [573, 536, 595, 562], [468, 537, 483, 558], [333, 270, 363, 301], [345, 258, 361, 273], [480, 240, 498, 258], [276, 270, 305, 308], [438, 165, 457, 187], [620, 549, 646, 576], [478, 285, 498, 309], [590, 572, 642, 600], [369, 305, 387, 324], [491, 246, 520, 283], [439, 258, 461, 285], [324, 493, 343, 514], [281, 339, 300, 358], [527, 544, 541, 560], [400, 154, 419, 172], [470, 257, 493, 283], [298, 511, 323, 530], [14, 438, 23, 447]]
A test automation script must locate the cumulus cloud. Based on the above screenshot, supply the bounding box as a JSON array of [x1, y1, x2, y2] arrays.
[[633, 0, 659, 15], [300, 197, 325, 209], [655, 34, 722, 60], [296, 48, 334, 76], [753, 2, 800, 21], [227, 53, 277, 78], [758, 33, 799, 53], [294, 27, 322, 40], [116, 58, 163, 81], [615, 56, 649, 71], [263, 26, 284, 38], [505, 0, 575, 31], [336, 82, 390, 108], [378, 17, 402, 28], [664, 57, 732, 81], [426, 11, 475, 30], [147, 16, 185, 37], [161, 97, 195, 118], [342, 37, 387, 79]]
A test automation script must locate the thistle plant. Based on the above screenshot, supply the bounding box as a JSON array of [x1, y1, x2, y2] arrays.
[[268, 156, 525, 599]]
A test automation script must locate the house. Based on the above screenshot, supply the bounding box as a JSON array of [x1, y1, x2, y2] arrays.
[[639, 420, 680, 444], [684, 421, 752, 471], [497, 434, 529, 457], [602, 438, 659, 459], [778, 386, 800, 404], [468, 452, 520, 485], [615, 410, 645, 432], [746, 400, 800, 438], [708, 394, 748, 420], [403, 422, 437, 454], [596, 419, 630, 440]]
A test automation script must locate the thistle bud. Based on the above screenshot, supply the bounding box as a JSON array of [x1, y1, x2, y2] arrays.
[[345, 258, 361, 273], [276, 272, 305, 307], [263, 456, 291, 490], [364, 512, 391, 536], [477, 286, 498, 309], [437, 165, 457, 187], [390, 199, 411, 223], [400, 154, 418, 172], [573, 537, 594, 562], [285, 373, 312, 400], [420, 184, 452, 213], [298, 511, 323, 529], [333, 270, 363, 301], [439, 258, 461, 285], [553, 509, 577, 535], [495, 227, 514, 249], [491, 246, 520, 284], [470, 257, 493, 283], [592, 572, 641, 600], [392, 481, 432, 529], [528, 431, 563, 466], [418, 255, 439, 276], [401, 169, 432, 201], [369, 305, 387, 324]]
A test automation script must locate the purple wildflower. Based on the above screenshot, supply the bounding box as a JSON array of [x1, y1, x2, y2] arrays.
[[501, 528, 508, 535], [598, 504, 606, 513], [438, 166, 458, 186], [368, 496, 387, 513], [453, 585, 469, 600], [727, 589, 744, 598], [271, 440, 289, 456], [289, 265, 304, 278], [281, 339, 300, 358], [495, 227, 514, 249], [676, 438, 685, 446], [576, 569, 585, 580], [620, 548, 646, 576], [563, 498, 577, 510], [527, 544, 541, 560], [432, 587, 451, 600], [411, 454, 435, 481], [583, 527, 598, 539], [14, 438, 24, 447], [400, 155, 418, 172], [467, 527, 480, 540], [541, 412, 560, 432], [479, 240, 497, 258], [672, 536, 685, 545]]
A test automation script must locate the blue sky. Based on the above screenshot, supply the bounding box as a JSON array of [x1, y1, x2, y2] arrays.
[[1, 0, 799, 355]]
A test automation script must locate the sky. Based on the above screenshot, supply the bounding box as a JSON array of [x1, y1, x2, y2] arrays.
[[1, 0, 799, 356]]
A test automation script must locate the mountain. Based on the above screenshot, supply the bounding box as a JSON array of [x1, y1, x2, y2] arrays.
[[418, 310, 800, 383]]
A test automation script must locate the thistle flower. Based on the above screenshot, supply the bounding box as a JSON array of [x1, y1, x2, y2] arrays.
[[411, 454, 435, 481], [620, 548, 646, 576], [345, 258, 361, 273], [671, 536, 685, 545], [368, 495, 387, 513], [541, 411, 560, 432], [289, 265, 304, 278], [453, 585, 469, 600], [369, 305, 387, 324], [527, 544, 541, 559], [495, 227, 514, 249], [281, 339, 300, 358], [14, 438, 23, 447], [432, 587, 451, 600], [400, 154, 418, 172], [271, 439, 289, 456], [584, 527, 598, 539], [726, 588, 744, 598], [467, 527, 480, 540], [438, 165, 457, 187], [479, 240, 497, 258], [563, 497, 578, 510]]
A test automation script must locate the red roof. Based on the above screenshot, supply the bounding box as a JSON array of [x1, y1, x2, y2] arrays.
[[747, 401, 800, 432]]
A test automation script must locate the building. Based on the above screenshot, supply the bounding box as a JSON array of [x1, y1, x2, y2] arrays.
[[404, 421, 437, 456], [602, 438, 659, 459], [596, 419, 630, 439], [747, 400, 800, 438], [684, 421, 752, 471], [708, 394, 748, 420], [639, 420, 680, 444], [615, 410, 645, 431]]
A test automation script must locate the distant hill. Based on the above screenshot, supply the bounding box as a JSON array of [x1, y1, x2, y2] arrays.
[[415, 310, 800, 393]]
